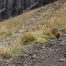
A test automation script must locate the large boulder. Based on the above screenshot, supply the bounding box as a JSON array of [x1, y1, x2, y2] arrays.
[[0, 0, 57, 20]]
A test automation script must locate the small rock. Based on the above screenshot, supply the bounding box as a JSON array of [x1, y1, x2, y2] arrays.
[[19, 30, 24, 33], [33, 54, 37, 58], [59, 58, 66, 62], [42, 46, 46, 49], [64, 54, 66, 58], [49, 48, 54, 52]]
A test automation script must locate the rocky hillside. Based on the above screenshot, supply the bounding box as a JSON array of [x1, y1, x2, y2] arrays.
[[0, 0, 66, 66]]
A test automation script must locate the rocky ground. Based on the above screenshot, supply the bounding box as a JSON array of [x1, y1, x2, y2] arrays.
[[0, 30, 66, 66], [0, 0, 66, 66]]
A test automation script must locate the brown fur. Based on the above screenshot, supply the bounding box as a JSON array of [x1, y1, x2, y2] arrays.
[[51, 28, 62, 39]]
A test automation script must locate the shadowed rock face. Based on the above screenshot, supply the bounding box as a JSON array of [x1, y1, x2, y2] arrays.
[[0, 0, 57, 20]]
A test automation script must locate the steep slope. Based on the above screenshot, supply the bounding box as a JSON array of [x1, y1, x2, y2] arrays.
[[0, 0, 66, 66], [0, 0, 66, 58]]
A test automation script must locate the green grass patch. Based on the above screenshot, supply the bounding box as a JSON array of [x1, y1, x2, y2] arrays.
[[42, 31, 52, 39]]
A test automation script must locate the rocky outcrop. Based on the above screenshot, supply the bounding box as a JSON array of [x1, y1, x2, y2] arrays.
[[0, 0, 57, 20], [0, 0, 38, 20]]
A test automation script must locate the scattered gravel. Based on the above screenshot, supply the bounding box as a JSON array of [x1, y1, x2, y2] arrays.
[[0, 0, 66, 66]]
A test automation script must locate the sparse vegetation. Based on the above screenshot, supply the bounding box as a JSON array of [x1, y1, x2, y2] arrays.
[[42, 31, 52, 39], [0, 26, 12, 38], [0, 37, 22, 58], [20, 32, 36, 44], [0, 2, 66, 58], [0, 46, 11, 58]]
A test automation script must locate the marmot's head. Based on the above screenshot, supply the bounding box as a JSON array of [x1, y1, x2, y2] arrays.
[[51, 28, 62, 38]]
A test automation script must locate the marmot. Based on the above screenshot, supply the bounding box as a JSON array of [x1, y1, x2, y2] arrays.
[[51, 28, 62, 39]]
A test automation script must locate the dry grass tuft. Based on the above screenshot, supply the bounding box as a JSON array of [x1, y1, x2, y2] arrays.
[[20, 32, 36, 44], [0, 46, 11, 58]]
